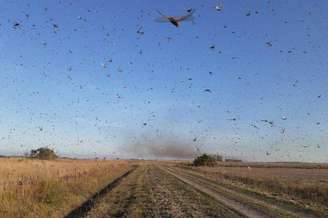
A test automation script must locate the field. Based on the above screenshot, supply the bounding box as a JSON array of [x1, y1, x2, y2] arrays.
[[1, 158, 328, 218], [0, 158, 132, 218]]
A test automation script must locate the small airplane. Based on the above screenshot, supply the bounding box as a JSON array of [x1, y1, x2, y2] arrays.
[[155, 9, 195, 27]]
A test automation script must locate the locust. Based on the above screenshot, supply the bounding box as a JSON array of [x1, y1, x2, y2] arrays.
[[155, 9, 195, 27]]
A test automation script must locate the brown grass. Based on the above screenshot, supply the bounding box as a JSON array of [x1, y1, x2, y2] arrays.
[[0, 157, 132, 218], [214, 161, 328, 169], [179, 162, 328, 210]]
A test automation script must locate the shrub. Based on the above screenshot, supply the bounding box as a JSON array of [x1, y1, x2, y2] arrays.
[[193, 154, 217, 167], [30, 147, 58, 160]]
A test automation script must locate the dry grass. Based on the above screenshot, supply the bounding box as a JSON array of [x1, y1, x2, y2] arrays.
[[0, 157, 132, 218], [180, 163, 328, 210], [214, 161, 328, 169]]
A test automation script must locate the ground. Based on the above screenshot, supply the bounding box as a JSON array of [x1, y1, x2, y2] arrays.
[[0, 158, 327, 218]]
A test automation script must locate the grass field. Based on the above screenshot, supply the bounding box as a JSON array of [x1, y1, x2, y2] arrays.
[[177, 162, 328, 215], [0, 158, 132, 218], [1, 158, 327, 218]]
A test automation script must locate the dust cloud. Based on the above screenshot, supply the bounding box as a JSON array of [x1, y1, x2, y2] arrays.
[[124, 136, 199, 159]]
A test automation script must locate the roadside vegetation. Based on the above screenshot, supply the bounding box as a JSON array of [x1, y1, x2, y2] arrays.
[[193, 154, 217, 167], [0, 157, 131, 218]]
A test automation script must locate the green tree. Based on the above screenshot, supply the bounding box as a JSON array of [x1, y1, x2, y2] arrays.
[[193, 154, 217, 167], [30, 147, 58, 160]]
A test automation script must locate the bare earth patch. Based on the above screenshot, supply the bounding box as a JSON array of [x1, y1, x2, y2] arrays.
[[86, 164, 242, 218]]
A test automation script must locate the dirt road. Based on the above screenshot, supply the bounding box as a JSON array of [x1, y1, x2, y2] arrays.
[[161, 166, 325, 218], [66, 163, 326, 218]]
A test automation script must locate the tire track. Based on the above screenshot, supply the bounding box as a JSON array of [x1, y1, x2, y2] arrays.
[[174, 166, 323, 218], [159, 166, 289, 218], [85, 164, 245, 218], [65, 167, 136, 218], [144, 165, 243, 218]]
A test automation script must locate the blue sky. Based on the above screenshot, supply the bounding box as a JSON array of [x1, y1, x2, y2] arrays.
[[0, 0, 327, 162]]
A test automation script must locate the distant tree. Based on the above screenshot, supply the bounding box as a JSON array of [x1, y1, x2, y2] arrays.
[[225, 158, 242, 162], [193, 154, 217, 167], [30, 147, 58, 160], [212, 154, 223, 161]]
